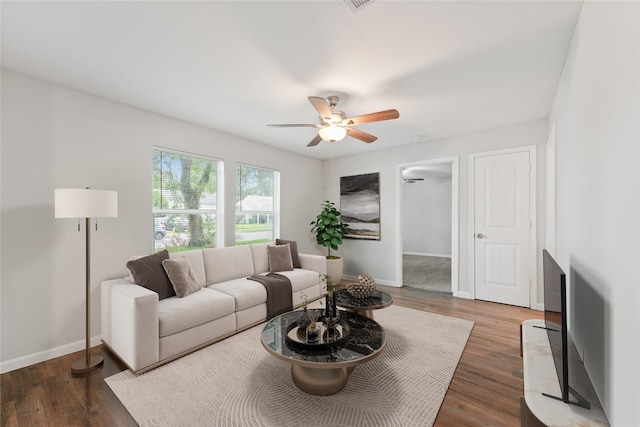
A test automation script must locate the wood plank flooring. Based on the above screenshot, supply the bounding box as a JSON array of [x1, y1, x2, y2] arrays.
[[1, 287, 542, 427]]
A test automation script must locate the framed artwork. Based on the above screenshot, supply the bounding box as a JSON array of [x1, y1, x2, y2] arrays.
[[340, 172, 380, 240]]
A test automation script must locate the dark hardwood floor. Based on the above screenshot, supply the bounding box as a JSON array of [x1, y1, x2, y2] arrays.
[[1, 287, 542, 427]]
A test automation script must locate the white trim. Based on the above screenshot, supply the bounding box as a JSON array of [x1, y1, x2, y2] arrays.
[[456, 291, 473, 300], [216, 161, 225, 247], [469, 146, 537, 309], [370, 278, 397, 287], [0, 335, 102, 374], [341, 274, 398, 288], [273, 170, 281, 240], [545, 123, 557, 257], [396, 156, 460, 294]]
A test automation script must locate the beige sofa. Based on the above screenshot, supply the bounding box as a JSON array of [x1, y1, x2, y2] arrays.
[[101, 242, 326, 373]]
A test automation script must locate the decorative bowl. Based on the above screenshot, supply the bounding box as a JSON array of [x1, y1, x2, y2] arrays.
[[346, 274, 376, 298]]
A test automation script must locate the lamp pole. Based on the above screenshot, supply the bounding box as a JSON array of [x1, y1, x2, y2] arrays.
[[71, 216, 103, 375]]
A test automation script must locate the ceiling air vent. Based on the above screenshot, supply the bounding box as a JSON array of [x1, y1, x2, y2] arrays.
[[343, 0, 376, 13]]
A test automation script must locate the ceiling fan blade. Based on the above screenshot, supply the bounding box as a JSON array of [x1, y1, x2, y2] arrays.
[[308, 96, 333, 121], [307, 134, 322, 147], [346, 127, 377, 143], [266, 123, 321, 128], [344, 109, 400, 125]]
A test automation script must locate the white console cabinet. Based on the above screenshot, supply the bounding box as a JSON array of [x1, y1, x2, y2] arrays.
[[520, 319, 609, 426]]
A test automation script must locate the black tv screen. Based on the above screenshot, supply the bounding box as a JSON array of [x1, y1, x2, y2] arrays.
[[543, 249, 569, 403], [542, 250, 590, 409]]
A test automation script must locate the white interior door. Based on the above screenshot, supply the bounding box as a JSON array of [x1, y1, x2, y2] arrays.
[[473, 149, 533, 307]]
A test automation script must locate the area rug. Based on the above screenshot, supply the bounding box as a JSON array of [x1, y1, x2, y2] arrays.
[[105, 304, 474, 427]]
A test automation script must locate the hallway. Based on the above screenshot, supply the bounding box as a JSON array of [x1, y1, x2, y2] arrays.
[[402, 254, 451, 293]]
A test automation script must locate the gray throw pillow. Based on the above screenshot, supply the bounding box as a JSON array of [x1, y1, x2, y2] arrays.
[[162, 257, 202, 298], [268, 244, 294, 273], [125, 250, 176, 300], [276, 238, 301, 268]]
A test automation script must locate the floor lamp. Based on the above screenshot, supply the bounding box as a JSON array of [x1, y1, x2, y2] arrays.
[[55, 187, 118, 375]]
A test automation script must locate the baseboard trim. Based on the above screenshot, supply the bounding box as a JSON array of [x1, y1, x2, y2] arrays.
[[0, 335, 102, 374], [374, 278, 401, 287], [342, 274, 358, 282], [454, 290, 473, 299], [342, 274, 401, 288]]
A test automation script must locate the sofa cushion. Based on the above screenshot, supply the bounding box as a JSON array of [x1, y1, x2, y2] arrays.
[[267, 244, 294, 273], [203, 246, 255, 284], [158, 288, 235, 338], [208, 278, 267, 311], [276, 239, 301, 268], [126, 250, 175, 300], [169, 250, 206, 287], [162, 257, 201, 298], [273, 269, 321, 293], [250, 242, 271, 274]]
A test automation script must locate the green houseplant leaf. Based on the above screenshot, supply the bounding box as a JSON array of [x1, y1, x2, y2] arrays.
[[310, 200, 349, 258]]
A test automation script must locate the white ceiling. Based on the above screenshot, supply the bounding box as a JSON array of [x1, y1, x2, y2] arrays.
[[1, 1, 582, 160]]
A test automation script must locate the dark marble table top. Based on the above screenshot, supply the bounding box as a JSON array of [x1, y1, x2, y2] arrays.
[[334, 288, 393, 311], [261, 309, 385, 367]]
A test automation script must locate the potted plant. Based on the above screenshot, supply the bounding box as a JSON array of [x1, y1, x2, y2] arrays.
[[310, 200, 349, 284]]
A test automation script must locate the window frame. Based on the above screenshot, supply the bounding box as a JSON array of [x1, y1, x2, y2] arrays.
[[235, 163, 280, 245], [152, 147, 224, 251]]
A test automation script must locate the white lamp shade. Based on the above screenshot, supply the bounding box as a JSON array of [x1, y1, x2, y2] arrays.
[[318, 125, 347, 142], [55, 188, 118, 218]]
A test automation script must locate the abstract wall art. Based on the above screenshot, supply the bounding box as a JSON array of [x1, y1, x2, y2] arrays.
[[340, 172, 380, 240]]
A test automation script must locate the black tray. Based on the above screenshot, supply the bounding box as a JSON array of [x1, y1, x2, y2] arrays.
[[284, 316, 350, 351]]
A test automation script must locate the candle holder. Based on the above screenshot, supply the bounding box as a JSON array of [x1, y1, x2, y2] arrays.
[[323, 314, 340, 329]]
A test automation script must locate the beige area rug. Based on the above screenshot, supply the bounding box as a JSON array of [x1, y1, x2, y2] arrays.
[[105, 305, 473, 427]]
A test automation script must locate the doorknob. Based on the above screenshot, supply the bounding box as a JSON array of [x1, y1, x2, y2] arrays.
[[476, 233, 484, 239]]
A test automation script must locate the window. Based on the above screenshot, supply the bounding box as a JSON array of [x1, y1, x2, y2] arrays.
[[235, 164, 279, 245], [153, 148, 222, 252]]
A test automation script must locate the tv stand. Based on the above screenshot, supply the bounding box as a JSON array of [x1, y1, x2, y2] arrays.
[[520, 319, 609, 426]]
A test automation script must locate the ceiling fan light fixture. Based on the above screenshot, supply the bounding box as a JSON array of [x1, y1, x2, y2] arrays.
[[319, 124, 347, 142]]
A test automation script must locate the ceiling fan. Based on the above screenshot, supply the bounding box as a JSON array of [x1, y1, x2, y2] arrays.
[[267, 96, 400, 147], [403, 178, 424, 184]]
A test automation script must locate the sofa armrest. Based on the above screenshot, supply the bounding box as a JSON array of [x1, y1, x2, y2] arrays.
[[298, 253, 326, 276], [101, 278, 159, 372]]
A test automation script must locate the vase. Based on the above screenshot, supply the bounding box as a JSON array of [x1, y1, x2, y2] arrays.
[[306, 322, 321, 343], [326, 257, 343, 284], [298, 307, 311, 329]]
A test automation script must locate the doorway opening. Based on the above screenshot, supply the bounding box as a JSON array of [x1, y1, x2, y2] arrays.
[[397, 157, 459, 295]]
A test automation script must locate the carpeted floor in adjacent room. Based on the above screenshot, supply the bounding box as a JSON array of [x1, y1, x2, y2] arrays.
[[403, 255, 452, 293]]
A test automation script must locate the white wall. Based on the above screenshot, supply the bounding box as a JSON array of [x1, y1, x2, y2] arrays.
[[402, 176, 452, 256], [0, 70, 324, 372], [322, 119, 547, 299], [549, 1, 639, 424]]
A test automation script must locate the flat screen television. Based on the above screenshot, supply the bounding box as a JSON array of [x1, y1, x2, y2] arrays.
[[542, 249, 590, 409]]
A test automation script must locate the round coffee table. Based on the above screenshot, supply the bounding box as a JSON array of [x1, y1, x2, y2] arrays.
[[334, 288, 393, 319], [261, 309, 385, 395]]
